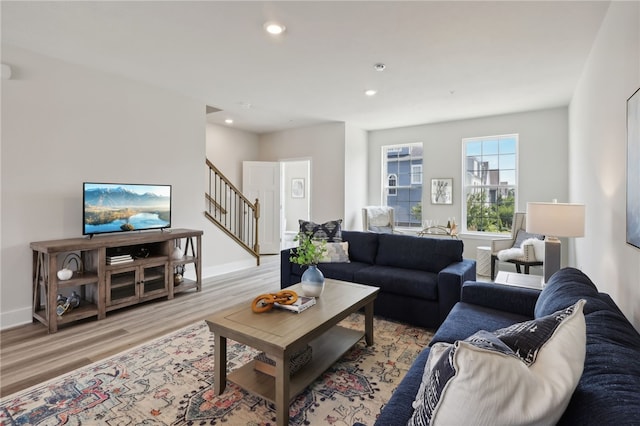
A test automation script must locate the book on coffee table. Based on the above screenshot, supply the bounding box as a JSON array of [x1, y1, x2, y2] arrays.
[[274, 296, 316, 313]]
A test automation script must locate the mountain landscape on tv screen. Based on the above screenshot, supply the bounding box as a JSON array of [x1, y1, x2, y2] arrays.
[[84, 186, 170, 234]]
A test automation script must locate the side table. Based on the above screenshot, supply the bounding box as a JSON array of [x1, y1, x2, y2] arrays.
[[476, 246, 491, 277]]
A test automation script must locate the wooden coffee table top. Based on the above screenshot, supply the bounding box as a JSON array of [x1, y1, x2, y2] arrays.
[[205, 279, 378, 354]]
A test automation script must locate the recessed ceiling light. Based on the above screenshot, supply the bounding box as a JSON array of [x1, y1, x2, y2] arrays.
[[225, 118, 234, 125], [264, 22, 286, 35], [365, 89, 377, 97]]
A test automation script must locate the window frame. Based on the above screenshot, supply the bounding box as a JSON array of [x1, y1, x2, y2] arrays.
[[462, 134, 519, 235]]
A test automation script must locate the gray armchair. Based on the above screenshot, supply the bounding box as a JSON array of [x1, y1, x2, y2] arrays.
[[491, 212, 543, 279]]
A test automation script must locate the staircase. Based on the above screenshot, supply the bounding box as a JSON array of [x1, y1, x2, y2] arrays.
[[205, 159, 260, 265]]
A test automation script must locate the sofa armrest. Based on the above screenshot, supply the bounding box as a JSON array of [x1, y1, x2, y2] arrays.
[[280, 248, 296, 288], [460, 281, 539, 317], [437, 259, 477, 322]]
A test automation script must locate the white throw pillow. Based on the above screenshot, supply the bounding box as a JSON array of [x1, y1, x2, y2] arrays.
[[408, 300, 586, 426]]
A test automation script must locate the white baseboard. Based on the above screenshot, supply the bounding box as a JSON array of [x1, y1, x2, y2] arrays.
[[186, 258, 258, 281], [1, 306, 33, 331]]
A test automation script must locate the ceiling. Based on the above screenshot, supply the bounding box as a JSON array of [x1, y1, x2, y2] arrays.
[[1, 1, 610, 134]]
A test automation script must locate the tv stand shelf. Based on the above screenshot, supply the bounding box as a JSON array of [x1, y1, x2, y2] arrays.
[[31, 228, 203, 333]]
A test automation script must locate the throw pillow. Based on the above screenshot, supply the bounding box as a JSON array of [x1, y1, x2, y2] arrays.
[[514, 229, 543, 248], [316, 241, 350, 263], [408, 299, 586, 426], [299, 219, 342, 242]]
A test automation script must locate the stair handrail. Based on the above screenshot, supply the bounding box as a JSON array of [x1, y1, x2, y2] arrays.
[[205, 159, 260, 265]]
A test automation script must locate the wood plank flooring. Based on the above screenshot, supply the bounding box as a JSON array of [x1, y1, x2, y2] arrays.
[[0, 255, 281, 398]]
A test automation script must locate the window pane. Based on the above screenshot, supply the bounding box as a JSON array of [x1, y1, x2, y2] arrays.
[[499, 170, 516, 185], [466, 141, 482, 156], [483, 139, 499, 155], [499, 154, 516, 170], [499, 137, 516, 154]]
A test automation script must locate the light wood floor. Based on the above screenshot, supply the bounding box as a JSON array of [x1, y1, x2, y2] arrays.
[[0, 255, 281, 398]]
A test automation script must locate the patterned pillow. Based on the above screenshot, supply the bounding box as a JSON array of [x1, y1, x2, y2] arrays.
[[408, 299, 586, 426], [514, 229, 543, 248], [299, 219, 342, 242], [317, 242, 350, 263]]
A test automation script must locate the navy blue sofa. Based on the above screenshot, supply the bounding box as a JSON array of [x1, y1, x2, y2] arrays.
[[366, 268, 640, 425], [281, 230, 476, 329]]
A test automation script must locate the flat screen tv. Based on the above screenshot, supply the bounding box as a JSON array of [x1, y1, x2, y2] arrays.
[[83, 182, 171, 236]]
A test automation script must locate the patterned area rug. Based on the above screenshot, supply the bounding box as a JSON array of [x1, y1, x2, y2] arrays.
[[0, 313, 432, 425]]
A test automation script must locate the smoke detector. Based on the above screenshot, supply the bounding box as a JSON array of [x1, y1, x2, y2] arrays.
[[374, 63, 386, 72]]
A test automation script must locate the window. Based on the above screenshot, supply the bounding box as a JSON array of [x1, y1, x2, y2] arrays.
[[382, 143, 423, 227], [388, 174, 398, 196], [411, 165, 423, 185], [463, 134, 517, 234]]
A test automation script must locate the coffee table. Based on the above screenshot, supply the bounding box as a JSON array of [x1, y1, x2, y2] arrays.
[[205, 279, 379, 426]]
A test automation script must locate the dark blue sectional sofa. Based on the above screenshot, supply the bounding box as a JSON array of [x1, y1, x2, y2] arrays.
[[367, 268, 640, 425], [280, 230, 476, 329]]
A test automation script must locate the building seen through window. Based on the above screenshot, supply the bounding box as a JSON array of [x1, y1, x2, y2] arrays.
[[383, 143, 423, 227]]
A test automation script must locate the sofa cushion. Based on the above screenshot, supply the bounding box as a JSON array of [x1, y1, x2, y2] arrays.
[[430, 301, 532, 345], [410, 300, 586, 426], [307, 261, 368, 283], [375, 234, 463, 273], [354, 265, 438, 300], [341, 230, 378, 264], [298, 219, 342, 242]]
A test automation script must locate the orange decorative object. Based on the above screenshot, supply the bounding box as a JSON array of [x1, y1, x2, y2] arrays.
[[251, 290, 298, 313]]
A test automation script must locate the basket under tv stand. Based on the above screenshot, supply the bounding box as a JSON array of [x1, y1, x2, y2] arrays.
[[30, 228, 203, 333]]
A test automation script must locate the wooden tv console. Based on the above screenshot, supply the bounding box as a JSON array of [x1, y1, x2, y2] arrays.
[[30, 228, 203, 333]]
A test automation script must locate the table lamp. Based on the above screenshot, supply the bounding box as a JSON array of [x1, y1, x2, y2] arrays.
[[526, 201, 585, 283]]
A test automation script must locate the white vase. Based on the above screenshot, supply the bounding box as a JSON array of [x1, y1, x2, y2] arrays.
[[172, 247, 184, 260], [57, 268, 73, 281], [301, 265, 325, 297]]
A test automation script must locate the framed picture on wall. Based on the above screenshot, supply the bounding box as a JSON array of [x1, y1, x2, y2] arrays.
[[291, 178, 305, 198], [431, 178, 453, 204], [627, 87, 640, 249]]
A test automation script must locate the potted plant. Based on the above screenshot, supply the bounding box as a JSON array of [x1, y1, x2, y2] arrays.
[[290, 232, 328, 297]]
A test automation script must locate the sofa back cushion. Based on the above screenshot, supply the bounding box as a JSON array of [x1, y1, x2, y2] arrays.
[[341, 231, 379, 264], [376, 234, 463, 273], [535, 267, 608, 317]]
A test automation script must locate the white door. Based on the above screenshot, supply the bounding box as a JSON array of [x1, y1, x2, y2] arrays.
[[243, 161, 281, 254]]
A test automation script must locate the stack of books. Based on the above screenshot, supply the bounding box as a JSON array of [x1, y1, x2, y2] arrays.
[[274, 296, 316, 313], [106, 254, 133, 265], [254, 345, 312, 377]]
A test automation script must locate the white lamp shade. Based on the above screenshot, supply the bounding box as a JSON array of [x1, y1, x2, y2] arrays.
[[526, 202, 585, 238]]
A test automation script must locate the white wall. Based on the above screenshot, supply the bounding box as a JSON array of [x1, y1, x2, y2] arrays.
[[569, 1, 640, 331], [367, 107, 569, 259], [344, 124, 369, 231], [1, 46, 210, 328], [259, 123, 346, 225], [283, 160, 310, 232]]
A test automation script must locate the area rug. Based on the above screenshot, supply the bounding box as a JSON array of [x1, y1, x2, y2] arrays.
[[0, 313, 433, 425]]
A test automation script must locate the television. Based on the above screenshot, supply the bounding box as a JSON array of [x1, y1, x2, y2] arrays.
[[83, 182, 172, 236]]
